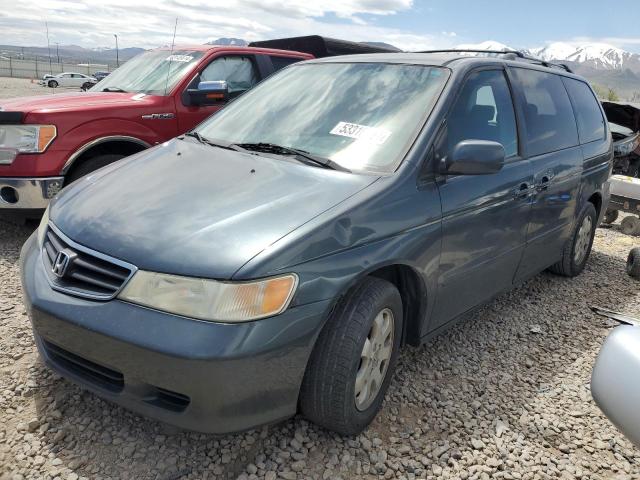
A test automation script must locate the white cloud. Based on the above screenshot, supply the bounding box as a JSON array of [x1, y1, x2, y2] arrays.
[[0, 0, 458, 51]]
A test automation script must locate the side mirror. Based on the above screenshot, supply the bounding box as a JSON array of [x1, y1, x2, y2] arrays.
[[592, 325, 640, 447], [442, 140, 505, 175], [187, 80, 228, 106]]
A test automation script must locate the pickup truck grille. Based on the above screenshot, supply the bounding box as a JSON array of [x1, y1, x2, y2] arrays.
[[42, 224, 136, 300]]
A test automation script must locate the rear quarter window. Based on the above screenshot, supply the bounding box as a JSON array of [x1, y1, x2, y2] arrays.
[[270, 56, 302, 72], [562, 78, 605, 144], [512, 68, 579, 156]]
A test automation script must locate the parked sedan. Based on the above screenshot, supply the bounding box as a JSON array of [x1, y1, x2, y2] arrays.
[[93, 71, 111, 82], [39, 72, 97, 89]]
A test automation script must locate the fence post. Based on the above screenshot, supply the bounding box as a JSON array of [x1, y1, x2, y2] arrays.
[[8, 56, 12, 77], [35, 56, 39, 78]]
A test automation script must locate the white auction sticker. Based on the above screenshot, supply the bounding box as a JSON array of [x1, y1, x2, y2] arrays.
[[166, 55, 193, 63], [330, 122, 391, 145]]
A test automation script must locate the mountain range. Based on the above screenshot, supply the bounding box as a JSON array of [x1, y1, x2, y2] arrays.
[[2, 37, 638, 101], [455, 41, 640, 101]]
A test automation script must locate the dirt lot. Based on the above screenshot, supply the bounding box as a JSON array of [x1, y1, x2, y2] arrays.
[[0, 77, 79, 99], [1, 76, 640, 479]]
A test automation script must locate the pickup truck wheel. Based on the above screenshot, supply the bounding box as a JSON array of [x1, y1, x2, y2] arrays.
[[48, 80, 58, 88], [627, 248, 640, 279], [549, 202, 597, 277], [66, 153, 125, 184], [602, 209, 619, 225], [621, 216, 640, 236], [299, 277, 403, 435]]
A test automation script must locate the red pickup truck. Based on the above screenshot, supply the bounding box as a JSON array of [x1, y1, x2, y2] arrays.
[[0, 45, 314, 212]]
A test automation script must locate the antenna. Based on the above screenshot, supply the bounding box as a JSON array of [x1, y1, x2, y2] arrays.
[[163, 18, 179, 96]]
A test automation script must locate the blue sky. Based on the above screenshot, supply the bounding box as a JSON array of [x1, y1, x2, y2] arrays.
[[4, 0, 640, 53], [365, 0, 640, 52]]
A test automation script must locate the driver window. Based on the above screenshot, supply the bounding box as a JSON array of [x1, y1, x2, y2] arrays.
[[444, 70, 518, 158], [200, 56, 258, 97]]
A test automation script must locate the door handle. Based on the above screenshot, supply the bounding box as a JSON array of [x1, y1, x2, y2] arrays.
[[536, 171, 555, 192], [512, 182, 532, 199]]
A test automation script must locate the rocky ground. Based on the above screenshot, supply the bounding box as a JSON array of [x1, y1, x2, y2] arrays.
[[1, 215, 639, 480]]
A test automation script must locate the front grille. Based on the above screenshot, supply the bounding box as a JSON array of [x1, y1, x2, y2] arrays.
[[43, 340, 124, 393], [42, 224, 135, 300]]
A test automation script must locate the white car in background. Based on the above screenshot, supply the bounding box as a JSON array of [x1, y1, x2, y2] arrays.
[[40, 72, 97, 90]]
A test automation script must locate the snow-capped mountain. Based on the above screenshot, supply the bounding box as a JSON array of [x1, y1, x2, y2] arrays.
[[528, 42, 635, 70], [455, 41, 513, 52], [456, 40, 639, 72]]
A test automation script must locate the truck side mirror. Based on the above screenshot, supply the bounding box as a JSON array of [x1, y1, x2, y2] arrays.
[[187, 80, 229, 106], [442, 140, 505, 175]]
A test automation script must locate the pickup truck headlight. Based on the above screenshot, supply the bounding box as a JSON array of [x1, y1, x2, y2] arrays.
[[0, 125, 57, 163], [118, 271, 298, 322]]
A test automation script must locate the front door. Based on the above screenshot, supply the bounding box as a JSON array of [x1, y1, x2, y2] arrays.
[[510, 68, 583, 281], [177, 55, 261, 133], [431, 68, 533, 330]]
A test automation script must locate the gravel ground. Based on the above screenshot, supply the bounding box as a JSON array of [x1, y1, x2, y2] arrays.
[[1, 216, 639, 480], [0, 77, 78, 99], [1, 75, 640, 479]]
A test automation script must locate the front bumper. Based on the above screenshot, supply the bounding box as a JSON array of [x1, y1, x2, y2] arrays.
[[0, 177, 63, 209], [20, 233, 331, 433]]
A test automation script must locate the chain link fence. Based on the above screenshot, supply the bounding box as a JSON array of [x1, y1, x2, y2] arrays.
[[0, 56, 115, 79]]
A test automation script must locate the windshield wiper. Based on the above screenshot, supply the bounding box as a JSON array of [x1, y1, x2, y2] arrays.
[[233, 143, 350, 172], [182, 131, 244, 152], [102, 87, 128, 92]]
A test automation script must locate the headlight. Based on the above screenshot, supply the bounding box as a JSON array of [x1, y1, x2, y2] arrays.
[[36, 206, 50, 247], [0, 125, 57, 164], [118, 271, 298, 322]]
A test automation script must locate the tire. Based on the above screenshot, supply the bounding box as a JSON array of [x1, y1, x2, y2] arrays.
[[66, 153, 125, 184], [549, 202, 597, 277], [48, 80, 58, 88], [81, 82, 92, 91], [621, 216, 640, 236], [602, 209, 619, 225], [627, 248, 640, 279], [299, 277, 403, 436]]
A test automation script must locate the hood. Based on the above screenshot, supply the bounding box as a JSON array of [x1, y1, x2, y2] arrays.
[[50, 139, 377, 279], [602, 101, 640, 133], [0, 91, 157, 114]]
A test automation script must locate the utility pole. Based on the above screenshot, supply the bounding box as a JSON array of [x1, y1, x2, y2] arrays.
[[55, 42, 60, 64], [45, 21, 53, 74], [114, 34, 119, 68]]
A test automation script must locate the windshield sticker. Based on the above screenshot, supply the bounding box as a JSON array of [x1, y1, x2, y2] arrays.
[[166, 55, 193, 63], [330, 122, 391, 145]]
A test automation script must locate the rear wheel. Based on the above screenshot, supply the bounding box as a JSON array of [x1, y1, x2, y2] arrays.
[[627, 248, 640, 279], [66, 153, 125, 184], [299, 277, 403, 435], [621, 216, 640, 236], [48, 80, 58, 88], [549, 203, 597, 277]]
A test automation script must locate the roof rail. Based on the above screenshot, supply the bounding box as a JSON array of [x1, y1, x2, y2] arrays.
[[416, 49, 573, 73]]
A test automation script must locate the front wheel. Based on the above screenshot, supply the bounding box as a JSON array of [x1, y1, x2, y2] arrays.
[[299, 277, 403, 435], [627, 248, 640, 280], [65, 153, 125, 184], [48, 80, 58, 88], [549, 202, 597, 277]]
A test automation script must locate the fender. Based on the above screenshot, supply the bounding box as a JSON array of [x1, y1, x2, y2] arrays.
[[60, 135, 152, 174]]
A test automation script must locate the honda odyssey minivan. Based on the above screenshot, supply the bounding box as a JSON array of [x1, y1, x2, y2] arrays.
[[21, 51, 612, 435]]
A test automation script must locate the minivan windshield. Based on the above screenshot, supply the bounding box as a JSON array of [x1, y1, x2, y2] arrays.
[[91, 49, 204, 95], [196, 62, 449, 174]]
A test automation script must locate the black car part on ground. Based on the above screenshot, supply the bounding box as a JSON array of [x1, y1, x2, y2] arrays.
[[602, 102, 640, 177], [248, 35, 400, 58]]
